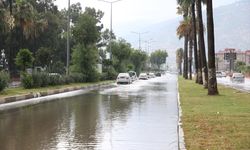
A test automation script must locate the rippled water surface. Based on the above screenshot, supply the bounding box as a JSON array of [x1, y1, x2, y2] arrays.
[[0, 74, 178, 150]]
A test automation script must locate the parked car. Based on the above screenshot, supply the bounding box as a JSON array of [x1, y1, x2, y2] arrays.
[[148, 72, 156, 78], [216, 71, 226, 78], [155, 72, 161, 77], [231, 73, 245, 83], [139, 73, 148, 80], [128, 71, 137, 82], [116, 73, 131, 84], [48, 73, 62, 78]]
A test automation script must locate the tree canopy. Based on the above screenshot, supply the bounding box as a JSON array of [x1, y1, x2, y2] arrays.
[[150, 50, 168, 69]]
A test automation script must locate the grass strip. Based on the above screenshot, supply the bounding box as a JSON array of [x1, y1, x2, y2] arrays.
[[0, 81, 113, 99], [178, 77, 250, 150]]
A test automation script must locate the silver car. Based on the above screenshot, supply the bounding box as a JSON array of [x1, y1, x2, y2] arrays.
[[216, 71, 226, 78], [231, 73, 245, 83], [116, 73, 132, 84], [139, 73, 148, 80]]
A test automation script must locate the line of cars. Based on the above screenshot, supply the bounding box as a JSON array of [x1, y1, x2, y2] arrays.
[[216, 71, 245, 83], [116, 71, 162, 84]]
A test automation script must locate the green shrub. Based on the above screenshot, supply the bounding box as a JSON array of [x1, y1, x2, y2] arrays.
[[61, 75, 72, 84], [21, 73, 33, 89], [32, 72, 50, 87], [32, 73, 42, 87], [101, 67, 117, 80], [69, 73, 86, 83], [48, 74, 61, 86], [0, 71, 10, 92], [40, 72, 50, 87], [86, 70, 100, 82]]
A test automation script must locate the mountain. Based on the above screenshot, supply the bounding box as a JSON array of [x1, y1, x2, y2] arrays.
[[212, 0, 250, 50], [120, 0, 250, 52]]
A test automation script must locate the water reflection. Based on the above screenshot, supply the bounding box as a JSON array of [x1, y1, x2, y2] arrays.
[[0, 74, 178, 150]]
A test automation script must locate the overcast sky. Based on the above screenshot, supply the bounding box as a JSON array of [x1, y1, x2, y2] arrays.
[[55, 0, 238, 29], [55, 0, 238, 50]]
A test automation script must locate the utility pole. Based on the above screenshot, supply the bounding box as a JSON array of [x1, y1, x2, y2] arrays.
[[66, 0, 70, 75], [98, 0, 123, 59], [131, 31, 148, 50]]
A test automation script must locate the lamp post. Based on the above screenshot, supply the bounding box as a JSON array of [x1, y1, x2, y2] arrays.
[[131, 31, 148, 50], [66, 0, 70, 75], [144, 39, 155, 54], [98, 0, 123, 59]]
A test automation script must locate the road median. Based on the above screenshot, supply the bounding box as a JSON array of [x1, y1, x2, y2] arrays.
[[178, 77, 250, 149], [0, 81, 114, 105]]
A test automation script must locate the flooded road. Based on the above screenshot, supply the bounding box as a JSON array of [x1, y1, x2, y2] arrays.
[[0, 74, 178, 150], [217, 77, 250, 93]]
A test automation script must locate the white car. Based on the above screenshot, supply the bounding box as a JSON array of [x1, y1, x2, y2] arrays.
[[116, 73, 132, 84], [231, 73, 245, 83], [128, 71, 137, 82], [216, 71, 226, 78], [148, 73, 156, 78], [139, 73, 148, 80]]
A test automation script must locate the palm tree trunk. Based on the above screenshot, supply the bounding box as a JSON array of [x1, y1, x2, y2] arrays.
[[207, 0, 219, 95], [179, 62, 182, 75], [183, 35, 188, 79], [189, 39, 193, 80], [196, 0, 208, 88], [191, 2, 199, 83], [197, 46, 203, 84]]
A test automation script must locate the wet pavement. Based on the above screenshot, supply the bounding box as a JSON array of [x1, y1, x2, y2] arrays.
[[217, 77, 250, 93], [0, 74, 178, 150]]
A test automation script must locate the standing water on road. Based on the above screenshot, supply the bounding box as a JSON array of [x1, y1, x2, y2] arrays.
[[0, 73, 178, 150]]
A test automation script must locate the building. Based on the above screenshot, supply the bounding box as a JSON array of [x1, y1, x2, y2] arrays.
[[215, 48, 250, 71]]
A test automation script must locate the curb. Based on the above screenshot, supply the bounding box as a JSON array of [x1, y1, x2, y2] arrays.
[[0, 81, 114, 105], [218, 83, 250, 94], [177, 81, 186, 150]]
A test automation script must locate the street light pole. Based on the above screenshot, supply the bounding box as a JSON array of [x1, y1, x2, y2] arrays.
[[98, 0, 123, 59], [131, 31, 148, 50], [66, 0, 70, 75]]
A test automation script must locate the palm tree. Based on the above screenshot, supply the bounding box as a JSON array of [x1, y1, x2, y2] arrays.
[[190, 0, 201, 83], [176, 48, 184, 75], [206, 0, 219, 95], [177, 0, 202, 81], [188, 38, 193, 80], [196, 0, 208, 88], [176, 3, 190, 79], [176, 18, 191, 79]]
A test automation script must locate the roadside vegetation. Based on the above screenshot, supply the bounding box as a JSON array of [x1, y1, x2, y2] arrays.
[[179, 77, 250, 149], [0, 1, 168, 93]]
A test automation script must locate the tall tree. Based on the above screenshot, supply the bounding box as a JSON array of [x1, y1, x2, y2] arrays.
[[206, 0, 219, 95], [176, 20, 189, 79], [176, 2, 190, 79], [111, 39, 132, 72], [176, 48, 183, 75], [188, 38, 193, 80], [196, 0, 208, 88], [71, 7, 104, 81], [150, 50, 168, 70], [191, 1, 201, 83], [130, 49, 148, 74]]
